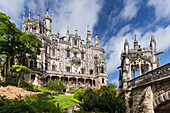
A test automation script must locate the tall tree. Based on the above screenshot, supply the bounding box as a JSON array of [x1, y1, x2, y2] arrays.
[[0, 12, 43, 81]]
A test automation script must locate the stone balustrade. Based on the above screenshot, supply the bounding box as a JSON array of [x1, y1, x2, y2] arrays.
[[128, 63, 170, 89]]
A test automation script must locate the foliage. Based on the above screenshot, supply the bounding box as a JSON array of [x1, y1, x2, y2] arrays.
[[0, 81, 40, 92], [76, 84, 126, 113], [11, 65, 32, 87], [98, 83, 118, 96], [0, 94, 62, 113], [73, 91, 85, 101], [39, 87, 64, 94], [0, 12, 42, 81], [47, 79, 66, 92]]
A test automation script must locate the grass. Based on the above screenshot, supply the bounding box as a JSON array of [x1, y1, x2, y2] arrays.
[[27, 93, 79, 109], [52, 94, 79, 108]]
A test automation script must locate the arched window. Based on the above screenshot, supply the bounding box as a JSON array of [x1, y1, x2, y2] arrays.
[[66, 50, 70, 57], [101, 66, 104, 73], [52, 65, 56, 71], [74, 40, 77, 45], [52, 48, 55, 56], [81, 53, 84, 60]]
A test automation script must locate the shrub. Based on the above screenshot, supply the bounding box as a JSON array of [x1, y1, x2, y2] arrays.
[[73, 91, 85, 101], [0, 94, 63, 113], [0, 81, 18, 87], [47, 79, 66, 92]]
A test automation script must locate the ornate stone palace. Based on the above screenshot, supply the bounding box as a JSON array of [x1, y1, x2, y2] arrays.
[[21, 9, 108, 89], [118, 35, 170, 112]]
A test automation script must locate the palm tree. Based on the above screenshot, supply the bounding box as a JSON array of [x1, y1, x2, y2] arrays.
[[11, 65, 32, 87]]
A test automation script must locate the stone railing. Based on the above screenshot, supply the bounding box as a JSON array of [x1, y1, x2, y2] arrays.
[[128, 63, 170, 89]]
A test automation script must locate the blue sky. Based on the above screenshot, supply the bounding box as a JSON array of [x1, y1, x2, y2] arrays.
[[0, 0, 170, 86]]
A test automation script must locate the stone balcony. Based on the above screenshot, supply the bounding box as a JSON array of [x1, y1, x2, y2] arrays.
[[127, 63, 170, 89]]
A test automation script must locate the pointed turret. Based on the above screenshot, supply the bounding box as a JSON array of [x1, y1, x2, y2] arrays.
[[44, 8, 52, 36], [75, 29, 78, 36], [124, 38, 129, 54], [67, 26, 69, 35], [95, 34, 99, 47], [29, 8, 31, 19], [134, 35, 138, 50], [86, 25, 92, 45], [38, 11, 40, 20], [150, 35, 156, 52]]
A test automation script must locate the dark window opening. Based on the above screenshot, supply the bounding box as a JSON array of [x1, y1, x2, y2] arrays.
[[67, 50, 70, 57], [66, 67, 70, 72], [81, 69, 85, 74], [74, 53, 77, 57], [102, 78, 104, 83], [45, 46, 47, 53], [30, 60, 33, 67], [90, 70, 93, 75], [31, 75, 35, 81], [74, 40, 77, 45], [101, 66, 104, 73], [45, 63, 48, 70], [53, 48, 55, 56], [34, 61, 37, 68], [81, 53, 84, 60], [52, 65, 56, 71]]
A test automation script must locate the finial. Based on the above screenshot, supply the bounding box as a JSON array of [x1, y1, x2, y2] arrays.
[[158, 57, 161, 67], [87, 25, 89, 31], [23, 12, 25, 20], [134, 35, 138, 43], [75, 29, 78, 35], [67, 26, 69, 34], [95, 34, 99, 47], [29, 8, 31, 18], [46, 8, 49, 14], [38, 11, 40, 20]]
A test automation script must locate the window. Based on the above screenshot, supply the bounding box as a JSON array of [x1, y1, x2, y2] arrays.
[[31, 75, 35, 81], [52, 48, 55, 56], [45, 63, 48, 70], [52, 65, 56, 71], [74, 53, 77, 57], [32, 28, 36, 32], [67, 50, 70, 57], [30, 60, 33, 67], [81, 69, 85, 74], [81, 53, 84, 60], [45, 46, 47, 53], [74, 40, 77, 45], [90, 70, 93, 75], [66, 67, 70, 72], [101, 66, 104, 73], [34, 61, 37, 68], [102, 78, 104, 83]]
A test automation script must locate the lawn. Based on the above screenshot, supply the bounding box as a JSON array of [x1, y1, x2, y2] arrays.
[[27, 93, 79, 109]]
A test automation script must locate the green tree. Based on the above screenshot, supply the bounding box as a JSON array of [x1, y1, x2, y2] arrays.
[[0, 12, 42, 81], [98, 83, 118, 96], [11, 65, 32, 87]]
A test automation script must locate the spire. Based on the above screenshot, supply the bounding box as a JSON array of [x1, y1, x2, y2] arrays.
[[86, 26, 92, 45], [46, 8, 49, 15], [134, 35, 138, 43], [158, 57, 161, 67], [134, 35, 138, 50], [124, 38, 129, 46], [75, 29, 78, 35], [150, 35, 156, 43], [95, 34, 99, 47], [67, 26, 69, 35], [38, 11, 40, 20], [23, 11, 25, 20], [87, 25, 89, 32], [29, 8, 31, 19]]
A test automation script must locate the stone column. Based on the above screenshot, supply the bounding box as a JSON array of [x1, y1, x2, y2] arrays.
[[158, 57, 161, 67], [84, 78, 86, 86], [92, 79, 93, 88], [68, 77, 70, 87], [139, 62, 142, 76], [76, 77, 78, 87]]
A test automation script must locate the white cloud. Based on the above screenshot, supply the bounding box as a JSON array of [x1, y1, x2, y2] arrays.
[[25, 0, 103, 41], [121, 0, 141, 20], [111, 78, 119, 84], [148, 0, 170, 21], [104, 24, 170, 74], [0, 0, 25, 28]]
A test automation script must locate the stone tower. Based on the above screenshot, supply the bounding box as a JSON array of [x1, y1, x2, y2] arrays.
[[118, 35, 161, 94]]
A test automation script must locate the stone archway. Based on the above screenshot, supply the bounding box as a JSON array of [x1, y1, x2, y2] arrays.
[[154, 91, 170, 113]]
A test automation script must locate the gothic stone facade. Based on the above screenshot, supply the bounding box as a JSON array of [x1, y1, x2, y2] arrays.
[[118, 35, 170, 112], [21, 9, 108, 89]]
